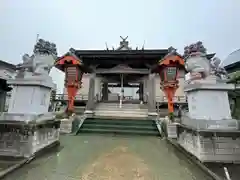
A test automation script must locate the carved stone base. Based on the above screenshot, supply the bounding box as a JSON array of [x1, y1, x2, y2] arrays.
[[0, 125, 60, 158], [178, 130, 240, 163], [0, 113, 60, 158]]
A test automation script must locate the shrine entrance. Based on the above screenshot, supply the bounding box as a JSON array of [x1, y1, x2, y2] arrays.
[[55, 37, 168, 114], [98, 65, 147, 107]]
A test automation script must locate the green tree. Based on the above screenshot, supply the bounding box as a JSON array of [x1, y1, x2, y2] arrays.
[[228, 71, 240, 119]]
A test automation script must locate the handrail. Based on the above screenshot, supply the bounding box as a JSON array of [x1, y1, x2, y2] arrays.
[[51, 94, 88, 101], [156, 96, 187, 103], [51, 94, 187, 103]]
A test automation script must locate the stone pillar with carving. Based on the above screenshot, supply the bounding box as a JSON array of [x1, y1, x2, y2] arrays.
[[147, 73, 157, 117], [0, 39, 60, 158], [85, 73, 96, 115]]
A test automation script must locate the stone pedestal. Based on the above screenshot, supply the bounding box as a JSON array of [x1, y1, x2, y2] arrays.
[[183, 82, 238, 129], [0, 75, 60, 158], [179, 81, 240, 163], [185, 83, 234, 120], [8, 75, 55, 114]]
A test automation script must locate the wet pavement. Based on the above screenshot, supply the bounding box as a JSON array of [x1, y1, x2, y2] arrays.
[[3, 134, 214, 180]]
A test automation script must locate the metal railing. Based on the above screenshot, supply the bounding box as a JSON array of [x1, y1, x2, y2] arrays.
[[155, 96, 187, 103], [51, 94, 187, 103], [51, 94, 88, 101]]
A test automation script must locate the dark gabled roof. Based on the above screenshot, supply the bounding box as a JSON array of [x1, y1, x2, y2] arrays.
[[73, 49, 169, 69], [225, 61, 240, 73], [56, 48, 216, 71], [0, 60, 16, 71], [74, 49, 169, 58]]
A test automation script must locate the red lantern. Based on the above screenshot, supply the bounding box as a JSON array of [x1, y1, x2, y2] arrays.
[[158, 53, 185, 115], [54, 55, 84, 114]]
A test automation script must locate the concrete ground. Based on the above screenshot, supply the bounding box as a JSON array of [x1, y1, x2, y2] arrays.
[[3, 134, 213, 180]]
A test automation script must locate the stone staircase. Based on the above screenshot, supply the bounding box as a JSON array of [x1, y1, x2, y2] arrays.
[[93, 103, 148, 119], [76, 118, 160, 136], [74, 103, 161, 136]]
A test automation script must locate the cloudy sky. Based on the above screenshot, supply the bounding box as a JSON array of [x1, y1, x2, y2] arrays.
[[1, 0, 240, 93]]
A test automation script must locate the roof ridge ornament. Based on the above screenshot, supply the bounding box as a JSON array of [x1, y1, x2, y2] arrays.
[[120, 36, 128, 41], [117, 36, 131, 50]]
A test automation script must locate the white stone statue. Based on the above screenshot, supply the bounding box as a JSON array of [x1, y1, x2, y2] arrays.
[[184, 41, 211, 81], [16, 39, 58, 78], [183, 41, 228, 83]]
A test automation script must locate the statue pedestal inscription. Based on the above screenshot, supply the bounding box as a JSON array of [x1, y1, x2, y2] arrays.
[[178, 42, 240, 163], [0, 39, 61, 158]]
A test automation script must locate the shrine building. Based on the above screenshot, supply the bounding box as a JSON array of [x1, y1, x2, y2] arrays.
[[60, 37, 215, 112]]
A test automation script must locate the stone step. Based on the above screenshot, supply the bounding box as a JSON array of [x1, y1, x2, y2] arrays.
[[84, 118, 155, 124], [94, 109, 148, 113], [77, 118, 160, 136], [96, 103, 144, 108], [91, 115, 149, 120], [94, 109, 147, 113], [82, 124, 157, 131], [95, 107, 144, 111], [93, 112, 148, 118], [78, 128, 159, 136]]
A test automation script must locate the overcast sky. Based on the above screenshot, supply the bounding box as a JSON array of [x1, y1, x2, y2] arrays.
[[1, 0, 240, 93]]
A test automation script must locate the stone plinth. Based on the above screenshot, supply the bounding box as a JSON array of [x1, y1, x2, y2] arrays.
[[0, 113, 60, 158], [0, 74, 59, 158], [181, 78, 240, 163], [184, 83, 234, 121], [183, 82, 239, 130], [7, 75, 55, 114]]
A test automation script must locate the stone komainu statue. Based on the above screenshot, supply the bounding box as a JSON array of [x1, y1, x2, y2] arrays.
[[16, 39, 57, 77], [183, 41, 211, 79], [184, 41, 228, 81], [34, 39, 57, 56]]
